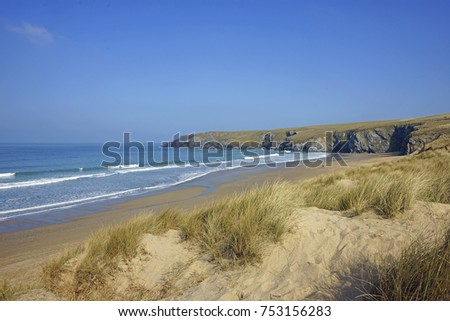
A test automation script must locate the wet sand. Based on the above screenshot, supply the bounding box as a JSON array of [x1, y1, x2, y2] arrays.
[[0, 153, 400, 283]]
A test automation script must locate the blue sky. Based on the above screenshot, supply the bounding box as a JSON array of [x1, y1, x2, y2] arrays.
[[1, 0, 449, 143]]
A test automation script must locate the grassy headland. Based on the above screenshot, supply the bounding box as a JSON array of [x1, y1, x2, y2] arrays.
[[193, 112, 450, 152]]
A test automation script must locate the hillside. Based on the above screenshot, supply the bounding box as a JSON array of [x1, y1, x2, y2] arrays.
[[165, 113, 450, 154]]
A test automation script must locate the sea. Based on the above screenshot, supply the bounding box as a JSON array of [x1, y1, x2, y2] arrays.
[[0, 143, 326, 230]]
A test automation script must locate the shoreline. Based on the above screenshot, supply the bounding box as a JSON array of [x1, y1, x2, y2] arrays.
[[0, 153, 400, 283]]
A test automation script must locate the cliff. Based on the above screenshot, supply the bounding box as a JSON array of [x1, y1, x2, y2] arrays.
[[330, 125, 416, 154], [163, 113, 450, 155]]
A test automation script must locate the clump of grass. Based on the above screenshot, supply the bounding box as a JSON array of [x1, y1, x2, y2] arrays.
[[83, 208, 182, 263], [363, 228, 450, 300], [302, 176, 373, 215], [182, 181, 294, 265], [302, 151, 450, 217], [0, 280, 16, 301], [41, 246, 83, 292], [418, 154, 450, 204], [372, 173, 421, 218]]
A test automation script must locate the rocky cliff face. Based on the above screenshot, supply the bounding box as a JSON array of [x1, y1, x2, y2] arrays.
[[163, 126, 419, 154], [260, 133, 274, 149], [286, 125, 421, 154], [330, 125, 417, 154]]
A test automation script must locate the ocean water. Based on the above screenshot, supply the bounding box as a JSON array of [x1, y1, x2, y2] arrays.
[[0, 143, 326, 224]]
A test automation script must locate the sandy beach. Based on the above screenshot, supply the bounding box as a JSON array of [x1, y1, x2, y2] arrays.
[[0, 153, 398, 285]]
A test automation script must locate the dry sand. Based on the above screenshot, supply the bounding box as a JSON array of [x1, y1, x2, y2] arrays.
[[0, 153, 404, 291]]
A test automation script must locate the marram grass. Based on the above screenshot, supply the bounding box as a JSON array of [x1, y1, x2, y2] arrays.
[[302, 150, 450, 217], [363, 227, 450, 300], [182, 181, 295, 264]]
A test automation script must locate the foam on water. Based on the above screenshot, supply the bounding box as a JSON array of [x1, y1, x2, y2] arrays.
[[244, 153, 279, 160], [107, 164, 140, 169], [0, 169, 220, 221], [0, 188, 142, 221], [0, 172, 117, 190], [0, 173, 15, 179]]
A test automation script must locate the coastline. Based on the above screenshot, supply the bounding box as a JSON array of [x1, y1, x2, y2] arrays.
[[0, 153, 400, 284]]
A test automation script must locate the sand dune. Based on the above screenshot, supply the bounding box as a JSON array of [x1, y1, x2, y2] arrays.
[[74, 201, 449, 301]]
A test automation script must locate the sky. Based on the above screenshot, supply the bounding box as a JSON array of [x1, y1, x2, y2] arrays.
[[0, 0, 449, 143]]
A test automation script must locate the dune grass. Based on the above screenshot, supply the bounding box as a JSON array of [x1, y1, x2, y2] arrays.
[[0, 279, 39, 301], [0, 280, 16, 301], [81, 208, 181, 264], [182, 181, 295, 265], [302, 151, 450, 217], [362, 227, 450, 300], [41, 208, 182, 300], [40, 246, 83, 293]]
